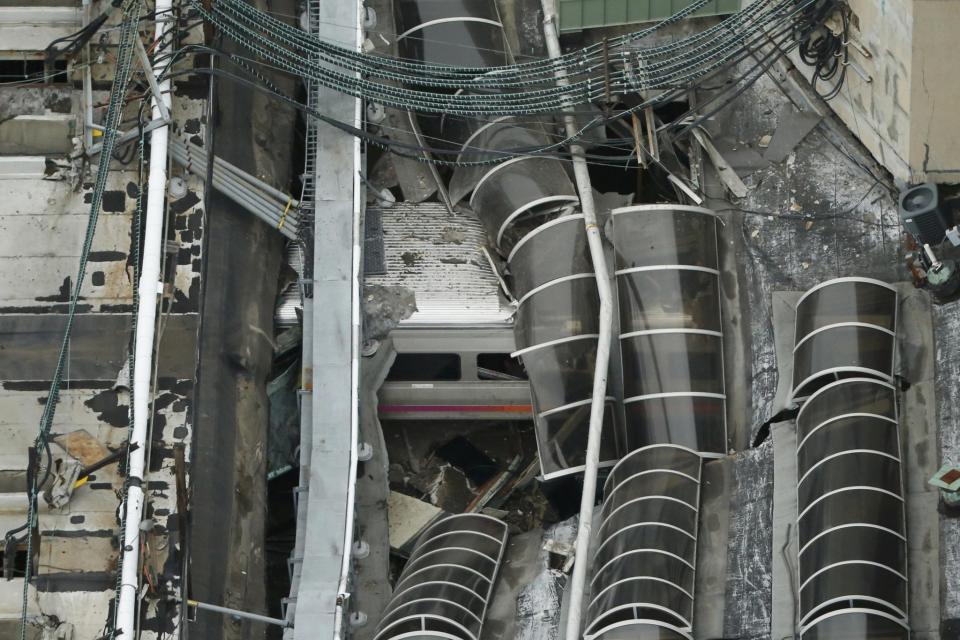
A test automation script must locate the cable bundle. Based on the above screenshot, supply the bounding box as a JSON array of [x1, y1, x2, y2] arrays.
[[186, 0, 835, 116]]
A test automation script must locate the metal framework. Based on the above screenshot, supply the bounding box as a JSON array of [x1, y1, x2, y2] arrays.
[[611, 205, 727, 456], [586, 445, 702, 640], [373, 514, 508, 640], [790, 277, 898, 401]]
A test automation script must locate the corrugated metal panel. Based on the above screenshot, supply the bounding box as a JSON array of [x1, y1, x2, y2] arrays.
[[365, 203, 513, 325], [558, 0, 740, 31]]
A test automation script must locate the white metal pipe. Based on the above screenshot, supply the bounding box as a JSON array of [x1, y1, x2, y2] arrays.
[[539, 3, 614, 639], [115, 3, 173, 637], [168, 147, 299, 234], [170, 138, 298, 206]]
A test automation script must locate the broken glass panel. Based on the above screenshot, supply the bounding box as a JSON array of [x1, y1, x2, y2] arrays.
[[515, 276, 601, 350], [471, 158, 578, 253], [396, 0, 506, 68], [618, 269, 721, 333], [508, 215, 593, 300], [621, 332, 724, 398], [396, 0, 500, 27], [449, 120, 545, 204], [534, 400, 618, 478], [520, 337, 597, 413]]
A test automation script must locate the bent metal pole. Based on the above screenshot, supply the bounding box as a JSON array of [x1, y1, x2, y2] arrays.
[[115, 1, 173, 636], [540, 2, 615, 639]]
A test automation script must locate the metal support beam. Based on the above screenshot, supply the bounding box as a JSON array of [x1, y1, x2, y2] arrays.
[[133, 36, 171, 123], [188, 600, 291, 628]]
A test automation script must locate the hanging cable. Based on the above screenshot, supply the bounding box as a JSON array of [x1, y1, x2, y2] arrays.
[[797, 1, 849, 100]]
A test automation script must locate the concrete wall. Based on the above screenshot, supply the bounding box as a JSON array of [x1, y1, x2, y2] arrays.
[[783, 0, 960, 184], [909, 0, 960, 183]]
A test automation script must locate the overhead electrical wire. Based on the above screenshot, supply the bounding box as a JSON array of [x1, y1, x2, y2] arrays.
[[153, 0, 827, 170], [182, 0, 832, 116]]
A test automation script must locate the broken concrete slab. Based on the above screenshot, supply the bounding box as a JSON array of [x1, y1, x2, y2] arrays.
[[0, 115, 74, 155], [763, 107, 822, 164], [387, 490, 443, 554], [711, 136, 771, 177]]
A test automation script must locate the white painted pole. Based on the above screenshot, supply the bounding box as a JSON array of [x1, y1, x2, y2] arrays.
[[539, 3, 615, 639], [115, 2, 173, 636]]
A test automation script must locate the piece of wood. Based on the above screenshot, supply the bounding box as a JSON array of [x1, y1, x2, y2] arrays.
[[691, 127, 749, 198]]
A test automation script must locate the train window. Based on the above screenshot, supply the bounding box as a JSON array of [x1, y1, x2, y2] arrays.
[[477, 353, 527, 380], [386, 353, 461, 381]]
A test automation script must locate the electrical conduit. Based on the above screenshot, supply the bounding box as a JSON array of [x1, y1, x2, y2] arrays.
[[115, 0, 173, 635]]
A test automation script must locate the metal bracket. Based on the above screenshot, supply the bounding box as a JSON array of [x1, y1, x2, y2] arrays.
[[133, 36, 171, 123]]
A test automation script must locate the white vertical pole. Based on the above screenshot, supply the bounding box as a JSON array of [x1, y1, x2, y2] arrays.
[[115, 1, 173, 635], [539, 3, 615, 639]]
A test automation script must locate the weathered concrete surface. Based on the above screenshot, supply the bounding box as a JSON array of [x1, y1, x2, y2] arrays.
[[0, 314, 197, 379], [0, 87, 73, 125], [187, 25, 286, 640], [290, 0, 360, 634], [351, 339, 396, 639], [722, 440, 774, 640], [935, 295, 960, 634], [744, 0, 960, 183], [692, 444, 773, 640], [0, 115, 74, 155], [693, 456, 732, 639]]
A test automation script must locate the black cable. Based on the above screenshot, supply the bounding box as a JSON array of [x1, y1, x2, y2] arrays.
[[797, 1, 848, 100]]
